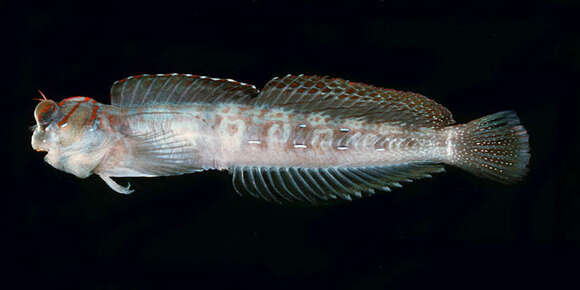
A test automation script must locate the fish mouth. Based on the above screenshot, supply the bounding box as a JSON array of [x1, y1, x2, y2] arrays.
[[31, 143, 48, 153], [31, 138, 49, 153]]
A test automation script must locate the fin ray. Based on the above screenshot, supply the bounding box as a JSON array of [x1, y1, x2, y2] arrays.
[[288, 168, 315, 203], [230, 163, 445, 205], [111, 74, 259, 107], [122, 124, 202, 176], [450, 111, 530, 183], [300, 168, 329, 200], [265, 169, 291, 202], [256, 167, 280, 204], [252, 75, 455, 128]]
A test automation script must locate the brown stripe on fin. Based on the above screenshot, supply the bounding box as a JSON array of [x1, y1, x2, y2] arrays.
[[251, 75, 455, 128], [230, 163, 445, 205], [110, 73, 259, 108]]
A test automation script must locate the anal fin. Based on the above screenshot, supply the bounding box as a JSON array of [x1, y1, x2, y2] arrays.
[[230, 162, 445, 205]]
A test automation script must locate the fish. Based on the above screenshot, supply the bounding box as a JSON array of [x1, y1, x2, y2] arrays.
[[31, 73, 530, 204]]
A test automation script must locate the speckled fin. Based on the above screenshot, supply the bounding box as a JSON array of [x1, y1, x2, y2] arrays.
[[451, 111, 530, 183], [230, 163, 445, 205], [252, 75, 455, 128], [124, 127, 203, 176], [110, 74, 259, 107]]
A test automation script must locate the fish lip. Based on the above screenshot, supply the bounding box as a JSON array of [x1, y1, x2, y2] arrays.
[[32, 144, 48, 152], [32, 143, 49, 153]]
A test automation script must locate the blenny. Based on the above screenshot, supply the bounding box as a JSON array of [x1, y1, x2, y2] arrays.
[[31, 74, 530, 204]]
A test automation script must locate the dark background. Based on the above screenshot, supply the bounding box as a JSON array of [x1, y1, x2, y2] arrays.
[[5, 1, 579, 289]]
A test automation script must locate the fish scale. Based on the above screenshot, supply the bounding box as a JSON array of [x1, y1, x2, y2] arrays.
[[31, 73, 530, 204]]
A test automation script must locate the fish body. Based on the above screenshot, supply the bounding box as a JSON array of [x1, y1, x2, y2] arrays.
[[31, 74, 530, 204]]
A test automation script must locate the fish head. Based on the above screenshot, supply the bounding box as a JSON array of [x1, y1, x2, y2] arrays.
[[32, 98, 110, 178]]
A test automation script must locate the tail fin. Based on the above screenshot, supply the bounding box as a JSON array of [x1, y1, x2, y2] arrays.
[[450, 111, 530, 183]]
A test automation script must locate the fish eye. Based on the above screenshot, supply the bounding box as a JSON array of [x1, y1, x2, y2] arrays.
[[34, 100, 58, 125]]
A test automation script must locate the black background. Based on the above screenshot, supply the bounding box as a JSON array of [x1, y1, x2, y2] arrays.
[[6, 1, 580, 289]]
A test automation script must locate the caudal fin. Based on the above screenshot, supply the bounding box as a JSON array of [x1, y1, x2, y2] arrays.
[[450, 111, 530, 183]]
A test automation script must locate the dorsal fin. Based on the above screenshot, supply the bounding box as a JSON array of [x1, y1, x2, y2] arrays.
[[230, 163, 445, 205], [252, 75, 455, 128], [110, 73, 259, 107]]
